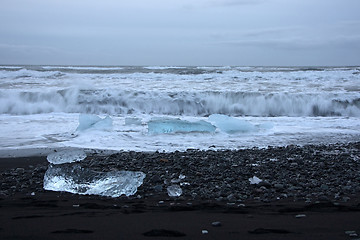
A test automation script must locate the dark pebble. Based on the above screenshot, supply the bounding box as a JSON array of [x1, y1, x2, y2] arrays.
[[0, 142, 359, 204]]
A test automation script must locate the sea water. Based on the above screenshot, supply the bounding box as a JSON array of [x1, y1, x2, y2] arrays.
[[0, 65, 359, 155]]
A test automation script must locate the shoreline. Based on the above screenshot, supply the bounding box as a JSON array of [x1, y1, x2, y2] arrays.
[[0, 147, 119, 158], [1, 142, 360, 239]]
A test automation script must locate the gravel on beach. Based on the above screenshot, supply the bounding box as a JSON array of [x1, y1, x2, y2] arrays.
[[1, 142, 359, 205]]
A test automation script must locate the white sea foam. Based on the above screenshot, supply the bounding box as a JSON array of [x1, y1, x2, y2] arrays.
[[0, 89, 358, 117], [41, 66, 124, 70], [0, 66, 359, 154], [0, 66, 23, 69], [0, 113, 359, 153], [143, 66, 187, 70]]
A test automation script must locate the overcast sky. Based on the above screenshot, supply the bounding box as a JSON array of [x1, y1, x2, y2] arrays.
[[1, 0, 359, 66]]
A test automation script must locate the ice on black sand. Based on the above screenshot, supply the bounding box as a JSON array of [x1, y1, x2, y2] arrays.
[[249, 176, 262, 185], [47, 149, 87, 165], [167, 185, 183, 197], [43, 164, 146, 197]]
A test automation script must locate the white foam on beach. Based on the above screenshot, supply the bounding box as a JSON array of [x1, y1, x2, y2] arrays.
[[0, 113, 359, 155], [0, 66, 359, 116], [0, 66, 359, 156]]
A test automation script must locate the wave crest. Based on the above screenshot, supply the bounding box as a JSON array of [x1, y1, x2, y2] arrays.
[[1, 89, 359, 117]]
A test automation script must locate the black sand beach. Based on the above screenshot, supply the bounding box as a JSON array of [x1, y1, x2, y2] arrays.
[[1, 142, 360, 239]]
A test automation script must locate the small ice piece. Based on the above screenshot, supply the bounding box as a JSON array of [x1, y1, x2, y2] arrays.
[[125, 117, 142, 126], [180, 182, 190, 186], [249, 176, 262, 185], [345, 231, 358, 237], [295, 214, 306, 218], [179, 174, 186, 180], [208, 114, 256, 133], [202, 230, 209, 234], [76, 114, 113, 131], [148, 118, 216, 134], [47, 150, 87, 165], [43, 164, 146, 197], [171, 178, 181, 183], [212, 221, 222, 227], [167, 185, 183, 197]]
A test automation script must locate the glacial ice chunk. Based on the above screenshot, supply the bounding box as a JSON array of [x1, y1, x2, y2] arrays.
[[125, 117, 142, 125], [76, 114, 113, 131], [179, 174, 186, 180], [249, 176, 262, 185], [43, 164, 146, 197], [148, 118, 216, 134], [208, 114, 256, 133], [47, 150, 87, 165], [167, 185, 183, 197]]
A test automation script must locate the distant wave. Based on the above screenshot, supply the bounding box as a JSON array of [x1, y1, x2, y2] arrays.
[[143, 66, 187, 70], [1, 65, 359, 78], [41, 66, 124, 70], [1, 89, 359, 117], [0, 68, 66, 79]]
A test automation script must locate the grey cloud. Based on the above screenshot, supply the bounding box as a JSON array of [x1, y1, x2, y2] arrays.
[[0, 43, 59, 54], [209, 21, 360, 51], [215, 34, 360, 50], [1, 0, 360, 66]]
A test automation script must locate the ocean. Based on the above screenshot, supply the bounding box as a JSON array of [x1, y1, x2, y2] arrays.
[[0, 65, 359, 155]]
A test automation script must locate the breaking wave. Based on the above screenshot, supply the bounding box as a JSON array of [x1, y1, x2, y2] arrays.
[[1, 89, 359, 117]]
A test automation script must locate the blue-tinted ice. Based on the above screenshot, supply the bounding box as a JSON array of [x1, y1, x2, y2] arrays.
[[76, 114, 113, 131], [43, 164, 146, 197], [125, 117, 142, 125], [209, 114, 256, 133], [148, 118, 216, 134], [167, 185, 183, 197], [249, 176, 262, 185]]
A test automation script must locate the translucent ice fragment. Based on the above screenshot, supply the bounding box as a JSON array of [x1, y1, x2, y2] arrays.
[[125, 117, 142, 125], [148, 118, 216, 134], [179, 174, 186, 180], [202, 230, 209, 234], [47, 150, 87, 165], [43, 164, 146, 197], [209, 114, 256, 133], [167, 185, 183, 197], [180, 182, 190, 186], [171, 178, 181, 183], [249, 176, 262, 185], [76, 114, 113, 131]]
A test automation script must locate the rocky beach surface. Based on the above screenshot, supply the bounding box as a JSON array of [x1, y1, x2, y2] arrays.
[[1, 142, 360, 240], [2, 142, 360, 203]]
